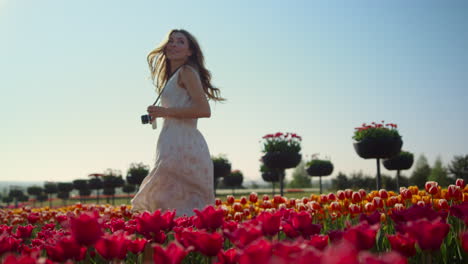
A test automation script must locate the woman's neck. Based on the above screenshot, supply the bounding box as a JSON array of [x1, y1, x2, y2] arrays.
[[169, 60, 187, 75]]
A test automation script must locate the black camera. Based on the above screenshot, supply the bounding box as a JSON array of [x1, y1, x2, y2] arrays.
[[141, 114, 151, 124]]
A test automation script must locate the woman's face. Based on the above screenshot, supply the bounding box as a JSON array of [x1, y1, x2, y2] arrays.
[[165, 32, 192, 61]]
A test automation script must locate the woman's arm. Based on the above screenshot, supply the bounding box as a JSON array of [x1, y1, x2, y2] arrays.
[[148, 66, 211, 119]]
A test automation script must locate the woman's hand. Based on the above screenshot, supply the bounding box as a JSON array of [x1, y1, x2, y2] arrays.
[[147, 106, 168, 122]]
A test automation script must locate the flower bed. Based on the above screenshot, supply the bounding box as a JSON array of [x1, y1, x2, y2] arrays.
[[1, 180, 468, 263]]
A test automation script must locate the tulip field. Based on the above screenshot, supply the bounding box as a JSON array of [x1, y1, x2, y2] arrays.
[[1, 180, 468, 263]]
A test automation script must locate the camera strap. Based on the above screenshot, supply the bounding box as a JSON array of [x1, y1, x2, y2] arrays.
[[151, 64, 187, 106]]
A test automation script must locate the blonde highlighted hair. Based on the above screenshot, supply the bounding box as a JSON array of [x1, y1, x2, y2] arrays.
[[147, 29, 225, 102]]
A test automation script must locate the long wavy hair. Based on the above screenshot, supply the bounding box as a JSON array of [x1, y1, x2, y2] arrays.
[[147, 29, 225, 102]]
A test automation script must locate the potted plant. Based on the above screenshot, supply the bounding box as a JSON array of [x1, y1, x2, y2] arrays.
[[306, 155, 334, 194], [260, 163, 283, 195], [353, 121, 403, 189], [383, 150, 414, 190], [261, 132, 302, 196], [223, 169, 243, 195], [212, 154, 232, 195]]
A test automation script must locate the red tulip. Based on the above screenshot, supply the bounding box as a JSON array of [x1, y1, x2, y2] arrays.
[[249, 193, 258, 203], [456, 178, 466, 189], [343, 223, 379, 250], [153, 242, 188, 264], [272, 241, 303, 262], [95, 232, 129, 260], [447, 185, 463, 200], [238, 238, 272, 264], [135, 210, 174, 240], [460, 231, 468, 253], [1, 254, 39, 264], [69, 211, 103, 246], [256, 211, 281, 236], [26, 213, 40, 225], [281, 222, 300, 239], [190, 230, 224, 256], [307, 234, 329, 250], [128, 238, 148, 254], [327, 193, 337, 201], [402, 218, 449, 251], [225, 225, 263, 248], [387, 233, 416, 257], [358, 251, 407, 264], [45, 236, 86, 262], [359, 211, 381, 225], [216, 248, 239, 264], [337, 190, 346, 200], [359, 189, 367, 199], [291, 211, 321, 238], [378, 189, 388, 199], [321, 239, 358, 264], [14, 225, 35, 239], [194, 205, 224, 231], [372, 197, 384, 209], [351, 192, 362, 203], [400, 189, 412, 200], [425, 181, 438, 193]]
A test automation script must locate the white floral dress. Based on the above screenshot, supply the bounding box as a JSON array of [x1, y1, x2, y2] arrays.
[[131, 66, 214, 217]]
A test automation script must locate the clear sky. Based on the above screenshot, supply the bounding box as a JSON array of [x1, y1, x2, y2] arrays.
[[1, 0, 467, 184]]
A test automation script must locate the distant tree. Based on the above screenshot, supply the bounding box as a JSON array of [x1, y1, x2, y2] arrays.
[[122, 184, 136, 203], [381, 174, 397, 191], [72, 179, 89, 203], [126, 163, 149, 188], [409, 154, 431, 188], [27, 186, 43, 207], [78, 189, 92, 200], [332, 172, 350, 190], [223, 170, 244, 195], [57, 182, 74, 206], [88, 178, 103, 204], [348, 171, 374, 190], [2, 196, 13, 207], [447, 154, 468, 182], [428, 156, 450, 187], [37, 193, 48, 206], [44, 182, 58, 208], [288, 161, 312, 188], [8, 189, 24, 208]]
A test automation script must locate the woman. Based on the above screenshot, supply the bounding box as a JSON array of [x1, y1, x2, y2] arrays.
[[131, 29, 225, 217]]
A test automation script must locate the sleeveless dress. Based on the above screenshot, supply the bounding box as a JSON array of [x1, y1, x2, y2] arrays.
[[131, 66, 215, 217]]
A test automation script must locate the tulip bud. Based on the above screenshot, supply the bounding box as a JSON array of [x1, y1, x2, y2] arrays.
[[372, 197, 384, 209], [351, 192, 362, 203], [329, 201, 341, 211], [401, 189, 412, 200], [348, 204, 361, 215], [344, 189, 353, 199], [262, 194, 270, 201], [240, 196, 248, 205], [438, 199, 449, 210], [358, 189, 367, 199], [226, 195, 235, 205], [337, 191, 346, 200], [456, 178, 466, 188], [364, 202, 375, 213], [301, 197, 309, 204], [447, 185, 462, 200], [215, 198, 222, 206], [249, 192, 258, 203], [232, 202, 243, 212], [417, 200, 426, 207], [320, 194, 328, 203], [327, 193, 337, 201], [428, 185, 438, 195], [273, 195, 283, 204], [425, 181, 438, 193], [378, 189, 389, 199]]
